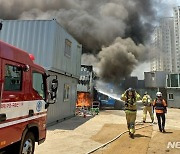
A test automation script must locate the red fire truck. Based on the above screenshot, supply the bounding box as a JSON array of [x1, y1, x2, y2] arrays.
[[0, 40, 58, 153]]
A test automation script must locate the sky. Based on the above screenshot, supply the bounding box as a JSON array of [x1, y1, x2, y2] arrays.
[[131, 0, 180, 80], [158, 0, 180, 16], [131, 62, 150, 80]]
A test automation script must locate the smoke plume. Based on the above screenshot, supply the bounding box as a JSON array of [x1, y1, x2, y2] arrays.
[[82, 37, 149, 82], [0, 0, 156, 82]]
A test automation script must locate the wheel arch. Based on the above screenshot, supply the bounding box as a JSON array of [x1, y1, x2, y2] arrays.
[[21, 123, 40, 143]]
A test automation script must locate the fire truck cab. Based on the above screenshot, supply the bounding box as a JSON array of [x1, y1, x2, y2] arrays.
[[0, 40, 58, 153]]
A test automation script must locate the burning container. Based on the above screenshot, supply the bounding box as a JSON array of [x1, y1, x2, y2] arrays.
[[0, 19, 82, 125], [76, 92, 92, 107], [77, 65, 94, 107]]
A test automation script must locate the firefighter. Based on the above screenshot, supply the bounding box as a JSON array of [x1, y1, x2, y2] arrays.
[[121, 88, 141, 138], [142, 92, 154, 123], [153, 92, 167, 133]]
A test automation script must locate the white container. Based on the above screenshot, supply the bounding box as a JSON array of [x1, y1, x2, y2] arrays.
[[0, 19, 82, 78]]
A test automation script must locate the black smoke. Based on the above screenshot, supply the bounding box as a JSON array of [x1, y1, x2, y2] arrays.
[[0, 0, 157, 82], [0, 0, 156, 50]]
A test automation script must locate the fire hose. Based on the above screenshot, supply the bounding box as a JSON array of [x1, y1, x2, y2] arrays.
[[86, 122, 153, 154]]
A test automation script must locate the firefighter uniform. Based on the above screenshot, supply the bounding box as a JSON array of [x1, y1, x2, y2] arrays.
[[153, 92, 167, 133], [142, 93, 154, 123], [121, 88, 141, 138]]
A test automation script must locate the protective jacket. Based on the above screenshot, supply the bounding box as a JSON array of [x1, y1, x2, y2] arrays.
[[142, 94, 152, 106], [121, 91, 141, 112], [153, 98, 167, 114]]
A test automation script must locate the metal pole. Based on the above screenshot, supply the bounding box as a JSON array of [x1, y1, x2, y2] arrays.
[[157, 87, 159, 92]]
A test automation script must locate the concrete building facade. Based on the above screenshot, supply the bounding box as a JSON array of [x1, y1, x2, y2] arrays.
[[150, 18, 175, 73], [151, 27, 163, 71], [151, 7, 180, 73], [173, 6, 180, 72]]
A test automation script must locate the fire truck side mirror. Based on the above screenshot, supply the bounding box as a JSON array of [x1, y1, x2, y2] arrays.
[[49, 79, 58, 104], [51, 79, 58, 92], [0, 22, 2, 30]]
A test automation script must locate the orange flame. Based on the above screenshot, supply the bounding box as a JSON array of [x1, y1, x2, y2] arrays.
[[76, 92, 92, 107]]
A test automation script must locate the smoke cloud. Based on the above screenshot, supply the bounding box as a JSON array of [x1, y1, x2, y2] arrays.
[[82, 37, 149, 82], [0, 0, 156, 82]]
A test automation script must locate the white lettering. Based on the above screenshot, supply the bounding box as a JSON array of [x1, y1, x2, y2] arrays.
[[167, 142, 180, 149], [176, 142, 180, 148], [167, 142, 176, 148]]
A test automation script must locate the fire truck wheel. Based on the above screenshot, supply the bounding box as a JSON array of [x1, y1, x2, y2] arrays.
[[20, 132, 35, 154]]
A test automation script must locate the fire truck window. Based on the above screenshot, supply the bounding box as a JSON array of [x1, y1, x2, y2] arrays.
[[33, 72, 45, 99], [4, 65, 22, 91], [63, 84, 70, 101]]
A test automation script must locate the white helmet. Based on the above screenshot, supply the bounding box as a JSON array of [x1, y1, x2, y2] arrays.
[[156, 92, 162, 97]]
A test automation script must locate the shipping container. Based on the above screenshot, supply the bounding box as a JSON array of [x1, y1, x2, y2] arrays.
[[144, 71, 167, 88], [77, 65, 94, 93], [0, 19, 82, 78], [124, 76, 138, 89], [76, 65, 94, 108], [167, 89, 180, 108], [166, 73, 180, 88], [166, 73, 180, 108], [0, 19, 82, 125], [47, 71, 78, 126]]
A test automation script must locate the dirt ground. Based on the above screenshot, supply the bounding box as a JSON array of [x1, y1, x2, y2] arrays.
[[35, 107, 180, 154], [147, 129, 180, 154], [93, 125, 153, 154], [92, 125, 180, 154]]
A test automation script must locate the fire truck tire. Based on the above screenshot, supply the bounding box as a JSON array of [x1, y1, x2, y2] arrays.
[[19, 131, 35, 154]]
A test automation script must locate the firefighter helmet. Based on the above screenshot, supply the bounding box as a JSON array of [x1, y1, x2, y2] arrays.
[[156, 92, 162, 97], [127, 87, 134, 92], [144, 91, 148, 95]]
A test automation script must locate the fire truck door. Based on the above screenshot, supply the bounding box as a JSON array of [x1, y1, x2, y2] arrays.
[[0, 59, 25, 148], [1, 59, 24, 103], [0, 57, 2, 108]]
